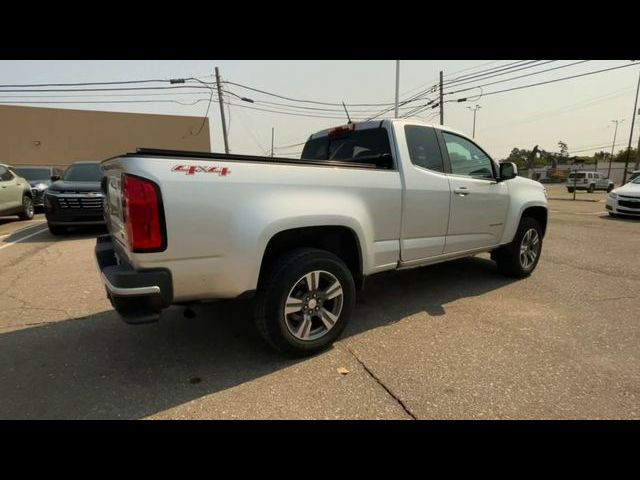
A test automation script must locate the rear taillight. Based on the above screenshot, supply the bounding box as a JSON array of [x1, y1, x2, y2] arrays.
[[122, 174, 166, 252]]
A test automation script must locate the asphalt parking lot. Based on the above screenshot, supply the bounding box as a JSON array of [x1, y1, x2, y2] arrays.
[[0, 185, 638, 419]]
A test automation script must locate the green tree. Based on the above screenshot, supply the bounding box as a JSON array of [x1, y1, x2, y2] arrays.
[[558, 141, 569, 158]]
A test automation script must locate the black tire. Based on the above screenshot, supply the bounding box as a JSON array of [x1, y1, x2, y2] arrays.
[[254, 248, 356, 357], [607, 184, 614, 193], [18, 196, 34, 220], [494, 217, 543, 278], [48, 224, 66, 235], [587, 184, 595, 193], [567, 187, 575, 193]]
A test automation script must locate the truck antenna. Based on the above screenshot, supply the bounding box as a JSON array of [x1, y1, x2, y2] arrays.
[[342, 101, 352, 124]]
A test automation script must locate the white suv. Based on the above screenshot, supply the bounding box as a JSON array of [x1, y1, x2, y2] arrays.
[[567, 171, 615, 193], [0, 164, 35, 220]]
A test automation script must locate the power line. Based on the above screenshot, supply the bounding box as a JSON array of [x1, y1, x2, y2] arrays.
[[0, 78, 175, 88], [398, 60, 523, 98], [447, 62, 640, 100], [220, 80, 400, 107], [0, 85, 211, 93], [445, 60, 590, 95], [443, 60, 548, 87], [0, 98, 211, 106], [225, 100, 372, 120]]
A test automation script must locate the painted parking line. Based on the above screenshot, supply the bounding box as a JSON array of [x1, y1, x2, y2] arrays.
[[0, 227, 49, 251], [0, 220, 46, 238]]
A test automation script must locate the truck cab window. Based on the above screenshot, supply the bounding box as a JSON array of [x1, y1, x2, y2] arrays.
[[301, 127, 392, 168], [404, 125, 444, 172], [442, 132, 494, 179]]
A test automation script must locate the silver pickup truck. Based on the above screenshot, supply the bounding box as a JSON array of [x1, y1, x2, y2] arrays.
[[95, 119, 548, 356]]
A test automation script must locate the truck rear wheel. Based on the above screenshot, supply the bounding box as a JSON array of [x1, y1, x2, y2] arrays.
[[254, 248, 356, 357], [567, 187, 575, 193], [587, 184, 595, 193], [493, 217, 543, 278]]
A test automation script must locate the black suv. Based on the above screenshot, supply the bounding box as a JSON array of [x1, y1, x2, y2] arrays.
[[44, 162, 105, 235]]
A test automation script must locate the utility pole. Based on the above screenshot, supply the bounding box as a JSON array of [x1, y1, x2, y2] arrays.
[[608, 119, 624, 178], [635, 112, 640, 171], [394, 60, 400, 118], [271, 127, 274, 159], [467, 104, 482, 138], [215, 66, 230, 155], [439, 71, 444, 125], [622, 71, 640, 184]]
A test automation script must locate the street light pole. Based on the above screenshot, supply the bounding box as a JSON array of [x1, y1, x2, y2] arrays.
[[608, 119, 624, 179], [467, 105, 481, 138]]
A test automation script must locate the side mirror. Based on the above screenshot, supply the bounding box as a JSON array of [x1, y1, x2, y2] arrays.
[[499, 162, 517, 181], [51, 175, 61, 182]]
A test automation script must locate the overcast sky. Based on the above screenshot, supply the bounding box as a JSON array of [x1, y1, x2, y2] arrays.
[[1, 60, 638, 159]]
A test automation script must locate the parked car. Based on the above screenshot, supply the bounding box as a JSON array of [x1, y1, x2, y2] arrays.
[[94, 119, 548, 356], [13, 166, 64, 209], [606, 175, 640, 217], [567, 171, 614, 193], [0, 164, 35, 220], [44, 161, 105, 235]]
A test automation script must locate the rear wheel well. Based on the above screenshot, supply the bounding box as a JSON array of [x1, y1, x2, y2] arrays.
[[522, 206, 547, 237], [259, 226, 363, 289]]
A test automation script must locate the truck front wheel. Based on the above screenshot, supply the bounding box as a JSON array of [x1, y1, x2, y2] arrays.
[[255, 248, 356, 357], [493, 217, 543, 278]]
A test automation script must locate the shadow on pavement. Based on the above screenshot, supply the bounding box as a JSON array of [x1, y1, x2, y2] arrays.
[[0, 256, 516, 419], [3, 225, 107, 244], [548, 197, 602, 203], [601, 214, 640, 222]]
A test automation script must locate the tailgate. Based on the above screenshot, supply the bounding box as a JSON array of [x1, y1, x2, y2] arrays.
[[101, 160, 128, 251]]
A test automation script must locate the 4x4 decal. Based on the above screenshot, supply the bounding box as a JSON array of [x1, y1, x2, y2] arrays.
[[172, 165, 231, 176]]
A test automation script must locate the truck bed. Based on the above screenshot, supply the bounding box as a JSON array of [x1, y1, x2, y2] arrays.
[[125, 148, 386, 170]]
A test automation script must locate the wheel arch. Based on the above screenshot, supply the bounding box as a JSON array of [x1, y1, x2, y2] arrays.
[[258, 225, 364, 290], [521, 206, 548, 237]]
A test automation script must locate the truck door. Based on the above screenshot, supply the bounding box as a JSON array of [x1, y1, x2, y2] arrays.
[[396, 125, 451, 262], [437, 131, 509, 254]]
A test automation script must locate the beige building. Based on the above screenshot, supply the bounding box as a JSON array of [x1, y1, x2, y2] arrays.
[[0, 104, 211, 168]]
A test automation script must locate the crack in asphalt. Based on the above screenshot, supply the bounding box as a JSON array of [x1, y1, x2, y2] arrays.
[[544, 256, 640, 282], [345, 346, 417, 420]]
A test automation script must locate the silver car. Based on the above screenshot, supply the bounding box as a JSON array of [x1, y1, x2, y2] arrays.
[[0, 164, 35, 220]]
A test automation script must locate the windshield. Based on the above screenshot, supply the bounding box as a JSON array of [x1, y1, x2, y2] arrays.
[[632, 176, 640, 184], [14, 168, 51, 181], [62, 164, 101, 182]]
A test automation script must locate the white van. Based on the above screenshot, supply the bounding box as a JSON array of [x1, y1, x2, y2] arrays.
[[567, 171, 614, 193]]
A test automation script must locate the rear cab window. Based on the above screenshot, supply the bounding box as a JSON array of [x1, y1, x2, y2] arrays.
[[301, 126, 393, 169], [404, 125, 445, 172]]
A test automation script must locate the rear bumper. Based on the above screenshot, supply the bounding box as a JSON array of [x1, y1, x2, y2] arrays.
[[95, 235, 173, 324]]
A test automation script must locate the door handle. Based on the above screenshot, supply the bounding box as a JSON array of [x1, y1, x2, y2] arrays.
[[454, 187, 470, 196]]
